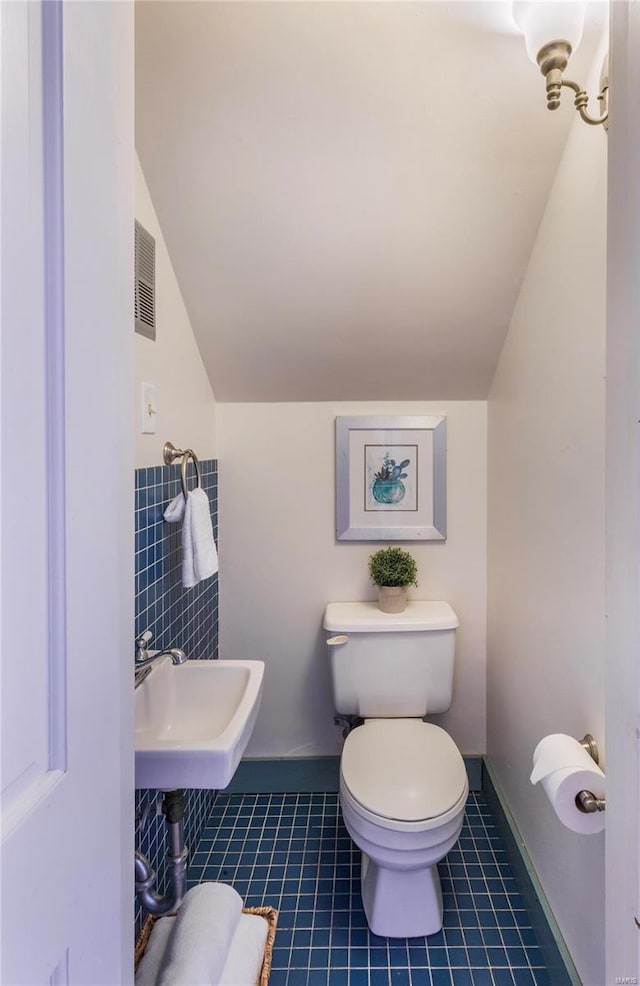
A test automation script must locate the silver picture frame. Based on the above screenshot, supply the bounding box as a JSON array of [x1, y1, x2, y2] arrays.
[[335, 415, 447, 541]]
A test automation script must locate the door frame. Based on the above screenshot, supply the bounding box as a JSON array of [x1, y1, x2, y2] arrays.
[[605, 1, 640, 980]]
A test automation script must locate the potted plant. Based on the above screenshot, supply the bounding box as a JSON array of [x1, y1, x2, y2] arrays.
[[368, 546, 418, 613]]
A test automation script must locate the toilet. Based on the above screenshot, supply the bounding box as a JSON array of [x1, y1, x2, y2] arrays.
[[324, 600, 468, 939]]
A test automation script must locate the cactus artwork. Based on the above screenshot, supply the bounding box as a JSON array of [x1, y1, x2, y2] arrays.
[[365, 445, 418, 511]]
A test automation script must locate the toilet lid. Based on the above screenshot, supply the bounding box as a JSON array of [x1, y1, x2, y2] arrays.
[[341, 720, 467, 823]]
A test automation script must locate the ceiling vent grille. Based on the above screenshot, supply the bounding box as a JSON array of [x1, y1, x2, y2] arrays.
[[135, 220, 156, 340]]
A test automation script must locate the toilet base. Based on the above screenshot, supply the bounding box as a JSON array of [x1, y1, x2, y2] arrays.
[[360, 851, 443, 938]]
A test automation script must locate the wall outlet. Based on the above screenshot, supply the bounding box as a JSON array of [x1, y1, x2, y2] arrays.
[[141, 383, 157, 434]]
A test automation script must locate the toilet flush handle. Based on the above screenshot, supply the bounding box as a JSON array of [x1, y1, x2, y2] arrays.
[[327, 635, 349, 646]]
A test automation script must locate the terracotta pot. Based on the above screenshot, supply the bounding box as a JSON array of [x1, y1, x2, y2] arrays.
[[377, 585, 408, 614]]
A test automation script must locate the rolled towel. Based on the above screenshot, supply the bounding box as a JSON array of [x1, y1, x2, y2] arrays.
[[156, 883, 243, 986], [164, 488, 218, 589], [219, 913, 270, 986], [135, 917, 174, 986]]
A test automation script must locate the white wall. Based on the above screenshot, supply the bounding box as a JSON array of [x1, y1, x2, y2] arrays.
[[217, 401, 487, 758], [486, 44, 607, 986], [135, 155, 216, 467]]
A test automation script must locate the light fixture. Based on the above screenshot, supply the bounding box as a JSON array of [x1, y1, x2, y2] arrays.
[[512, 1, 608, 127]]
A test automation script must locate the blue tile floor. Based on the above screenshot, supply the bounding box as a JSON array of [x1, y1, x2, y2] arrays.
[[188, 792, 552, 985]]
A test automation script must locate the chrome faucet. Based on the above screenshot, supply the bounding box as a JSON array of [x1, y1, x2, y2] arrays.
[[135, 630, 187, 687]]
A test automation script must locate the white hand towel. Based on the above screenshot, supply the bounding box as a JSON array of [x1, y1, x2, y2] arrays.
[[164, 488, 218, 589], [156, 883, 243, 986], [219, 912, 270, 986]]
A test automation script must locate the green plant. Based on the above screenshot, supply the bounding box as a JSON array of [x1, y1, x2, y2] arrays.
[[374, 453, 410, 482], [368, 546, 418, 588]]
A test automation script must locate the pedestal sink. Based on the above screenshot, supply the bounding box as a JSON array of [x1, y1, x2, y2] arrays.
[[134, 657, 264, 790]]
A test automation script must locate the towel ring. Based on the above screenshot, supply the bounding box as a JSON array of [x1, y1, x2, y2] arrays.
[[163, 441, 202, 499]]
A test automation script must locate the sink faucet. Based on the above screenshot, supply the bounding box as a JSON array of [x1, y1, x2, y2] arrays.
[[135, 630, 188, 687]]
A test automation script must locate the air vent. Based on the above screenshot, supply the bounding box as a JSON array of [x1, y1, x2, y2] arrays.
[[135, 220, 156, 340]]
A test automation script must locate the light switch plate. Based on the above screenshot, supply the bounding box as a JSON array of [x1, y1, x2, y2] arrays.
[[141, 383, 157, 434]]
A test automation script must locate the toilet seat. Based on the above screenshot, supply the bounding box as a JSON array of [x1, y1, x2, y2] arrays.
[[341, 719, 468, 832]]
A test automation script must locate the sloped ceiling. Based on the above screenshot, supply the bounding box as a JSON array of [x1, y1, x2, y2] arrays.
[[135, 1, 604, 401]]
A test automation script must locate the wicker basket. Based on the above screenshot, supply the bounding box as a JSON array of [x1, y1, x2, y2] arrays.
[[134, 905, 278, 986]]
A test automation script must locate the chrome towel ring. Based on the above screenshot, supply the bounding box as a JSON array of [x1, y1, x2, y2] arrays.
[[163, 441, 202, 499]]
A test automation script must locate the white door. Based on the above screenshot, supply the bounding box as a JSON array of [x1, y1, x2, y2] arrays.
[[606, 1, 640, 982], [1, 3, 134, 983]]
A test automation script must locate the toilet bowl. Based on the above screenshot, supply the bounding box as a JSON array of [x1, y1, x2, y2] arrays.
[[339, 718, 468, 937]]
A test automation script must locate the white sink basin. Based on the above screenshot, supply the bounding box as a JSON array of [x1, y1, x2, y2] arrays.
[[134, 657, 264, 790]]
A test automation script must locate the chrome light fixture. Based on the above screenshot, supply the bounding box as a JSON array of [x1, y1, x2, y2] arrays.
[[513, 1, 608, 127]]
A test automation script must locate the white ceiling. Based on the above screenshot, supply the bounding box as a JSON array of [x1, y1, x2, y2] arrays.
[[135, 1, 604, 402]]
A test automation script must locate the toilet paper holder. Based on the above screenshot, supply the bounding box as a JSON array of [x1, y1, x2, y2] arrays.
[[576, 734, 606, 814]]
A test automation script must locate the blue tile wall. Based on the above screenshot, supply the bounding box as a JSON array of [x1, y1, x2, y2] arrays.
[[134, 458, 219, 936]]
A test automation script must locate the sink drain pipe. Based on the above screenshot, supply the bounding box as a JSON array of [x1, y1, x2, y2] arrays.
[[135, 789, 189, 916]]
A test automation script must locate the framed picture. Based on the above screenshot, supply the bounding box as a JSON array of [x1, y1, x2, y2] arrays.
[[335, 415, 446, 541]]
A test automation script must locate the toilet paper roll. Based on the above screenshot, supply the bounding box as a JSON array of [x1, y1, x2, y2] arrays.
[[530, 734, 605, 835]]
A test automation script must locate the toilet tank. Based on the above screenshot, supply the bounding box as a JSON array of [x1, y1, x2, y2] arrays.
[[324, 601, 459, 717]]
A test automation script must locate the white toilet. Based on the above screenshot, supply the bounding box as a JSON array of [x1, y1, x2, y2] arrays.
[[324, 600, 468, 939]]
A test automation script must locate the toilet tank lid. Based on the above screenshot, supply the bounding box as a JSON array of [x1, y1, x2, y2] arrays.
[[323, 601, 459, 632]]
